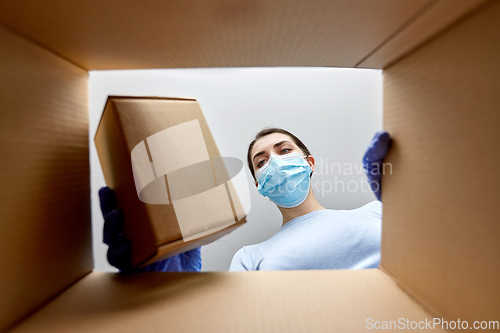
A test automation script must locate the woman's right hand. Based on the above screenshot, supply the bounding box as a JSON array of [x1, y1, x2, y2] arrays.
[[99, 186, 133, 271], [98, 186, 202, 272]]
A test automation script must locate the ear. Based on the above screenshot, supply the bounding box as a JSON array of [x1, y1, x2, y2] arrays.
[[306, 155, 315, 173]]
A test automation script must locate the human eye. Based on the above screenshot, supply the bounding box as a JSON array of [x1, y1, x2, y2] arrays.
[[256, 158, 267, 169], [280, 148, 292, 154]]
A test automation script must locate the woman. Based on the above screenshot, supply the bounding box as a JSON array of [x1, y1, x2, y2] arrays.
[[229, 127, 383, 271], [99, 128, 391, 272]]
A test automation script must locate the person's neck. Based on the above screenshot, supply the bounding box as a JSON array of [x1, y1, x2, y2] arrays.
[[278, 187, 326, 226]]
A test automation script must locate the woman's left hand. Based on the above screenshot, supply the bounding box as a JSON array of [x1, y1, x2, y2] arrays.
[[362, 131, 392, 201]]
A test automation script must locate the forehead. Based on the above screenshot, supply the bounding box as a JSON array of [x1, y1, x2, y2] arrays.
[[251, 132, 297, 158]]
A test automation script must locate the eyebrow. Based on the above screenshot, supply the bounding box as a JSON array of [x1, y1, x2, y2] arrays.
[[252, 140, 292, 163]]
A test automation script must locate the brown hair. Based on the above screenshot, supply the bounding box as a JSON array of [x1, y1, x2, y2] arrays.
[[247, 127, 312, 181]]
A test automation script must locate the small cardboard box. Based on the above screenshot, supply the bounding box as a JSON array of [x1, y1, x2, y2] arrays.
[[94, 96, 249, 267]]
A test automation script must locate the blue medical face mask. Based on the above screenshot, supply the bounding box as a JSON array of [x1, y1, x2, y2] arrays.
[[256, 152, 312, 208]]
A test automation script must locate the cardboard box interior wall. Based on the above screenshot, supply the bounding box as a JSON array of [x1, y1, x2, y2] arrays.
[[94, 96, 248, 267], [0, 0, 498, 331]]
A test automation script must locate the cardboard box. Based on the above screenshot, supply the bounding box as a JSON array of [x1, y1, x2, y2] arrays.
[[94, 96, 248, 267], [0, 0, 498, 331]]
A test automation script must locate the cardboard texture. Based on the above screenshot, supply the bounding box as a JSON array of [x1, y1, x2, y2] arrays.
[[0, 0, 431, 70], [1, 0, 499, 331], [94, 97, 248, 267], [357, 0, 489, 68], [11, 270, 444, 333], [381, 0, 500, 324], [0, 26, 92, 331]]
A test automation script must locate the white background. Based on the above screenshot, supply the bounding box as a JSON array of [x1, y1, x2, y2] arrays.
[[89, 67, 382, 272]]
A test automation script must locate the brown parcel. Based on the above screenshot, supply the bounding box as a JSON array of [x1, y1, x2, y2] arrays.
[[94, 96, 247, 267], [0, 0, 499, 332]]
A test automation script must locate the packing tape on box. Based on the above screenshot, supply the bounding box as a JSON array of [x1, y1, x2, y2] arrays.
[[130, 119, 251, 241]]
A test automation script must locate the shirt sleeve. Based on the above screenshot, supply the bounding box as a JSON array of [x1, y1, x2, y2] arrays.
[[368, 200, 382, 219], [360, 200, 382, 219], [229, 247, 251, 271]]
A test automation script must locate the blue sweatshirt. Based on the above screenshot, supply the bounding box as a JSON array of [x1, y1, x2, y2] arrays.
[[229, 201, 382, 271]]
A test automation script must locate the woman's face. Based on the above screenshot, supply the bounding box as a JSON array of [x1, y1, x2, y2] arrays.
[[251, 132, 311, 187]]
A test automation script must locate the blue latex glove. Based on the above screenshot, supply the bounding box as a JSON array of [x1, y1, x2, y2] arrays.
[[99, 186, 202, 273], [362, 131, 392, 201]]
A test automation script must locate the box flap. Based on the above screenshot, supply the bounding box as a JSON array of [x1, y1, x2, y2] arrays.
[[11, 270, 444, 332], [0, 0, 430, 70], [358, 0, 489, 68], [0, 26, 91, 331], [381, 0, 500, 323]]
